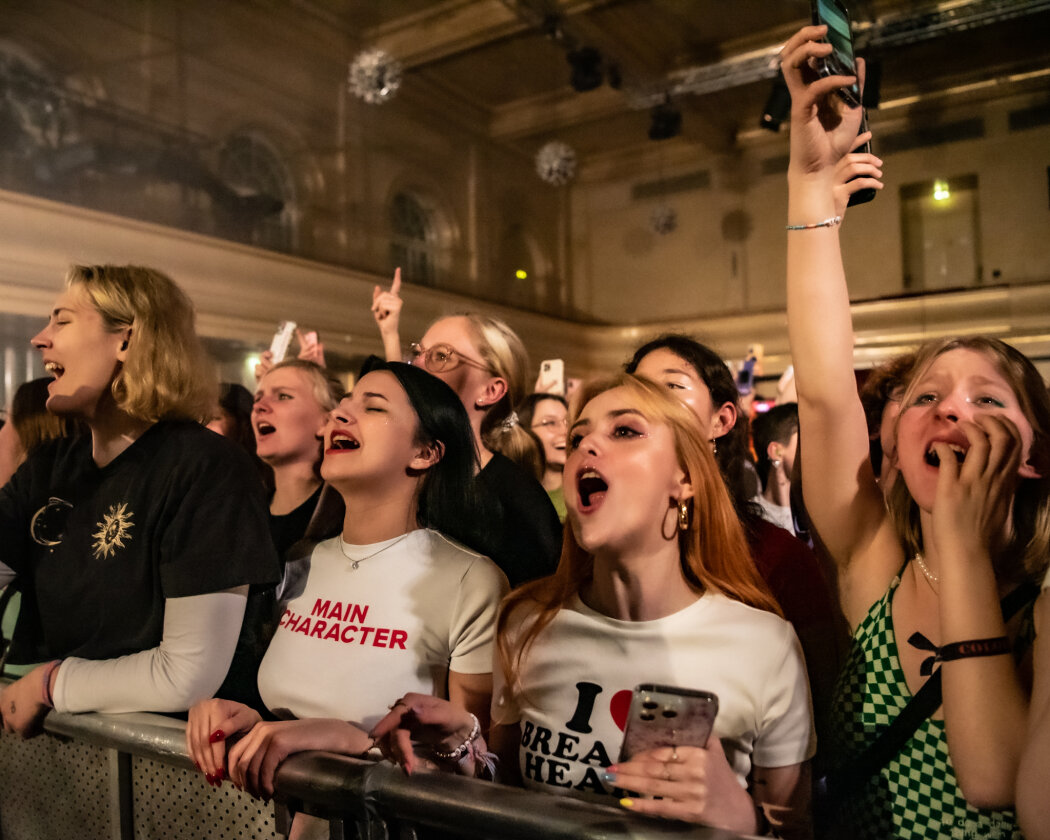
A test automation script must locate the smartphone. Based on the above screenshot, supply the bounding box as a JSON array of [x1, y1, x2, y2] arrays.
[[539, 359, 565, 396], [269, 320, 297, 364], [618, 684, 719, 763], [847, 110, 877, 207], [811, 0, 861, 108], [737, 356, 757, 396]]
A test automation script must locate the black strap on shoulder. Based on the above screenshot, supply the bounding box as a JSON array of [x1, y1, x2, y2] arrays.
[[817, 580, 1040, 805]]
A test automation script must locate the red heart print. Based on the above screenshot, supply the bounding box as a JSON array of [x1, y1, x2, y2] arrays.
[[609, 689, 632, 732]]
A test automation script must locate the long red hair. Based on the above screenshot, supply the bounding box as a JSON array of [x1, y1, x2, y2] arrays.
[[497, 374, 780, 690]]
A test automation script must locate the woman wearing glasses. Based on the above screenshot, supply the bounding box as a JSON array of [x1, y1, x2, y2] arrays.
[[372, 278, 560, 587], [516, 394, 569, 522], [410, 316, 561, 587]]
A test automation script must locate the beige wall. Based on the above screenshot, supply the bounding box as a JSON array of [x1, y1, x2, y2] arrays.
[[570, 90, 1050, 323]]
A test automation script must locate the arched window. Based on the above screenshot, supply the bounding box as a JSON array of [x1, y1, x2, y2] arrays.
[[389, 191, 440, 287], [217, 131, 296, 252]]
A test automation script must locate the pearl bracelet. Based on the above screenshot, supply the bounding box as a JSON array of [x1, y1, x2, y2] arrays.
[[433, 713, 481, 761]]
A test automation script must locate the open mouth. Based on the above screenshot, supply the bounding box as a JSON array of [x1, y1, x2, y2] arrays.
[[256, 422, 277, 437], [327, 430, 360, 452], [925, 442, 967, 467], [44, 361, 64, 379], [577, 467, 608, 509]]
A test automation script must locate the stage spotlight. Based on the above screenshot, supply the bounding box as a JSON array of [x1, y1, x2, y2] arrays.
[[649, 102, 682, 141], [568, 47, 603, 92], [760, 72, 791, 132]]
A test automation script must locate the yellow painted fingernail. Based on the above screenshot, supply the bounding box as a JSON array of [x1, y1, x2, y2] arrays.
[[620, 798, 635, 809]]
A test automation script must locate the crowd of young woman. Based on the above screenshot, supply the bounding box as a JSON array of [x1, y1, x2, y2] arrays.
[[1, 21, 1048, 840]]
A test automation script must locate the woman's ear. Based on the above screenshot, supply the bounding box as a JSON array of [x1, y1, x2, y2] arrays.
[[711, 401, 738, 439], [409, 440, 445, 471], [674, 468, 694, 503], [117, 328, 132, 359], [473, 377, 508, 410]]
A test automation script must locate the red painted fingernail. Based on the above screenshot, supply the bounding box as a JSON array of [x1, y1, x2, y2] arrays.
[[209, 729, 225, 743], [194, 761, 201, 771], [216, 768, 226, 781], [205, 773, 216, 785]]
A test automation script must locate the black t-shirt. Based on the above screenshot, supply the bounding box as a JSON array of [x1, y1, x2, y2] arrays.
[[0, 420, 280, 664], [475, 452, 561, 588], [268, 484, 324, 561]]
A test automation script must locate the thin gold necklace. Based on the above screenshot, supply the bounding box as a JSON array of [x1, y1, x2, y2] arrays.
[[338, 533, 410, 570]]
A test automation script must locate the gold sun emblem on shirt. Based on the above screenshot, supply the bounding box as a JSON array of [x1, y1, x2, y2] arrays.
[[92, 502, 134, 560]]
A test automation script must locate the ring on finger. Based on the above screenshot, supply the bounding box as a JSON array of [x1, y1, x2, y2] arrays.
[[663, 762, 673, 781], [670, 746, 679, 763]]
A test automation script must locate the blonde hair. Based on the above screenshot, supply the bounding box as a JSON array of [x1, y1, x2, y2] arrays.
[[264, 359, 343, 412], [68, 265, 216, 423], [887, 336, 1050, 583], [458, 313, 536, 465], [497, 374, 780, 691]]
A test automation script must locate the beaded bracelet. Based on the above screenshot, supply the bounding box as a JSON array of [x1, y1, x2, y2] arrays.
[[786, 215, 841, 230], [938, 636, 1011, 662], [40, 660, 62, 709], [433, 713, 481, 761]]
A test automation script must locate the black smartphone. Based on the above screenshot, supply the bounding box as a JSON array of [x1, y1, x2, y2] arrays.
[[618, 684, 719, 763], [811, 0, 861, 108], [847, 110, 876, 207]]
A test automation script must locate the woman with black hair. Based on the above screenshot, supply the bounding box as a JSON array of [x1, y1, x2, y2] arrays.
[[186, 359, 507, 803], [625, 334, 842, 747]]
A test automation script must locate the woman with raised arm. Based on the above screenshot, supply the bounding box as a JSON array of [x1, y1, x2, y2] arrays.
[[187, 360, 507, 812], [0, 265, 279, 736], [374, 375, 814, 837], [371, 272, 561, 587], [782, 25, 1049, 838]]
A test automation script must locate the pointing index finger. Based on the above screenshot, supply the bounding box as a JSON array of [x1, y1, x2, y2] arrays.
[[391, 267, 401, 295]]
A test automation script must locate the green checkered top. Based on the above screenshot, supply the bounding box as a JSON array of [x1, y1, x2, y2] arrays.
[[825, 574, 1021, 840]]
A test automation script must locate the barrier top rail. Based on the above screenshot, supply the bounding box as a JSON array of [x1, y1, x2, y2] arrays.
[[11, 690, 750, 840]]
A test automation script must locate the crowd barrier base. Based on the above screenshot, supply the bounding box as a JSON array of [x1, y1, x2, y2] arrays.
[[0, 694, 750, 840]]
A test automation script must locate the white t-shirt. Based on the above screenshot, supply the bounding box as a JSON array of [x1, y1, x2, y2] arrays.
[[258, 529, 508, 729], [493, 593, 815, 802]]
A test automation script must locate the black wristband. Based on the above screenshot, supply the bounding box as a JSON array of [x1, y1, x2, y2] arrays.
[[938, 636, 1011, 662]]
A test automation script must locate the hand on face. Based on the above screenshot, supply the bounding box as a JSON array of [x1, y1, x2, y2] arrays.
[[605, 738, 755, 831], [927, 414, 1028, 562]]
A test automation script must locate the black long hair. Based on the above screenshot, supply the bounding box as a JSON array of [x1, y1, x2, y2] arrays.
[[625, 334, 757, 523], [358, 357, 493, 550]]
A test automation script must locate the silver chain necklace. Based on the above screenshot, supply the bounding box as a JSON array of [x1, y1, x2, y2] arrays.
[[338, 533, 410, 570]]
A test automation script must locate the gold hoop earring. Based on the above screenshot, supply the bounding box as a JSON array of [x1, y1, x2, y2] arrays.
[[677, 499, 690, 531]]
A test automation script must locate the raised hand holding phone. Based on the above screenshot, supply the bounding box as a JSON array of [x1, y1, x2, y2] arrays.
[[781, 25, 866, 179]]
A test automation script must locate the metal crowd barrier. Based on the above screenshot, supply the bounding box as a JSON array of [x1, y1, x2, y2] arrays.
[[0, 689, 749, 840]]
